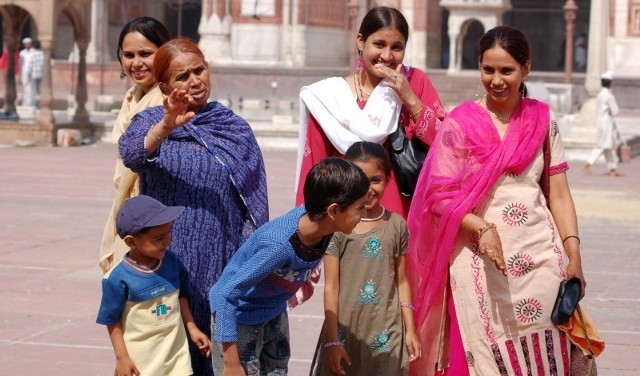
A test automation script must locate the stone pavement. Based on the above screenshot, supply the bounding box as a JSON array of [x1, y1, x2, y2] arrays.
[[0, 139, 639, 375]]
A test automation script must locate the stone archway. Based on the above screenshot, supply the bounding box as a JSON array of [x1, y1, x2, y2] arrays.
[[0, 0, 91, 145], [460, 20, 485, 70], [442, 2, 510, 73]]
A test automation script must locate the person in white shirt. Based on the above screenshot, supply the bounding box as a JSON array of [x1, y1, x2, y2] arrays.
[[18, 37, 37, 107], [582, 71, 624, 176]]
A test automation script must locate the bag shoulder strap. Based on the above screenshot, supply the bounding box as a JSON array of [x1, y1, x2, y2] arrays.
[[540, 125, 551, 206]]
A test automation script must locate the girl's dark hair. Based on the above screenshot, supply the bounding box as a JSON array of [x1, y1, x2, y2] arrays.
[[344, 141, 392, 177], [477, 25, 530, 66], [358, 6, 409, 42], [478, 26, 531, 96], [117, 16, 172, 65], [304, 158, 370, 220], [154, 38, 206, 87]]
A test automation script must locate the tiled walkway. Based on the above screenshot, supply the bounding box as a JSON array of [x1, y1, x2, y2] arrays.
[[0, 142, 638, 375]]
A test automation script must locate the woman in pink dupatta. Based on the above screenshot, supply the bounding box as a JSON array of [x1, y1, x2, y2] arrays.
[[407, 26, 585, 375]]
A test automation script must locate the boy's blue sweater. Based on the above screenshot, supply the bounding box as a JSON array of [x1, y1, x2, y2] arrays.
[[209, 206, 323, 342]]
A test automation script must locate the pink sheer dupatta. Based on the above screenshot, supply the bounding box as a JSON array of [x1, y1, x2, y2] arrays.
[[406, 98, 549, 375]]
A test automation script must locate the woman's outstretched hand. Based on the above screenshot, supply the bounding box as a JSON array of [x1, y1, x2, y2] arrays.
[[163, 88, 196, 130]]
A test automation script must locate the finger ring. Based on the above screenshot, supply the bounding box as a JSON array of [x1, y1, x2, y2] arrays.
[[393, 73, 398, 82]]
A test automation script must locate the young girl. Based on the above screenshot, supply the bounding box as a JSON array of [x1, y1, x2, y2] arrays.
[[310, 141, 421, 376]]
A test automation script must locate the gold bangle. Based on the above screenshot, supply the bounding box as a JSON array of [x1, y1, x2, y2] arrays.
[[150, 125, 167, 142], [411, 106, 423, 119], [477, 223, 496, 239]]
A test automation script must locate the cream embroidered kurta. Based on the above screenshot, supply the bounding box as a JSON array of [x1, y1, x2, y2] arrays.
[[450, 118, 572, 375]]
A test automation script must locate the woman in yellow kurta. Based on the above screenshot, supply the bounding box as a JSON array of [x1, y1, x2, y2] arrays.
[[99, 17, 171, 273]]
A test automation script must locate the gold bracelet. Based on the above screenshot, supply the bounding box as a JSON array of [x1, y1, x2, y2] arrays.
[[477, 223, 496, 239], [410, 106, 423, 119], [150, 126, 167, 142]]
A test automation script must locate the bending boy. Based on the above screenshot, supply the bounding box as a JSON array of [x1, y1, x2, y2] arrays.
[[209, 158, 370, 375]]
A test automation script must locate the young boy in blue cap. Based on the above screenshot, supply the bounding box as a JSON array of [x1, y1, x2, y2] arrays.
[[97, 195, 211, 376], [209, 157, 371, 375]]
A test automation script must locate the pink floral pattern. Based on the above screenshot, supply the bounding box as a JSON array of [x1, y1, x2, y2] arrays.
[[471, 252, 497, 345]]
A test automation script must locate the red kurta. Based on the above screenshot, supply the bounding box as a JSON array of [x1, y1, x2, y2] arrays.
[[296, 67, 446, 219]]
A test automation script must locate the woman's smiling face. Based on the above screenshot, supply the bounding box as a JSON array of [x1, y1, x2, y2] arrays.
[[120, 31, 159, 93], [357, 27, 407, 81], [479, 46, 530, 106]]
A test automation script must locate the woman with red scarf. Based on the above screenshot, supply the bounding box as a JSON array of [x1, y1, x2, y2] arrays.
[[407, 26, 585, 375]]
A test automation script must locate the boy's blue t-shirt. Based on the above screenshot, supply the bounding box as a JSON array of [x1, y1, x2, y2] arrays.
[[96, 251, 194, 375], [209, 206, 324, 342], [97, 250, 192, 325]]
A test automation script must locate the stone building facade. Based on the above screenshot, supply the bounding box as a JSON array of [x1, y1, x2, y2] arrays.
[[1, 0, 640, 144]]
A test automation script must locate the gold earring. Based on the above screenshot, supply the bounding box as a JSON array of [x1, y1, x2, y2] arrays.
[[119, 71, 126, 80]]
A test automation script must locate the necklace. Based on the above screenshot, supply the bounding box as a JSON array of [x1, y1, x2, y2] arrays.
[[355, 72, 372, 98], [360, 207, 386, 222], [490, 112, 510, 123], [482, 96, 511, 123]]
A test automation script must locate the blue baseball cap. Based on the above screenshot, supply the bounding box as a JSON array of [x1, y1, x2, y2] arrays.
[[116, 195, 184, 238]]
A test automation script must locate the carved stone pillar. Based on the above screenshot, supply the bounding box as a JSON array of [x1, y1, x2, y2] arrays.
[[36, 39, 55, 130], [86, 0, 110, 63], [563, 0, 578, 83], [566, 0, 609, 148], [348, 0, 360, 73], [585, 0, 608, 97], [446, 31, 459, 73], [73, 40, 90, 123], [198, 0, 232, 63], [3, 36, 19, 115]]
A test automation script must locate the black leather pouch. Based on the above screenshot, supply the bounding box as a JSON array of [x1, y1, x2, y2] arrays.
[[388, 123, 428, 197], [551, 277, 582, 325]]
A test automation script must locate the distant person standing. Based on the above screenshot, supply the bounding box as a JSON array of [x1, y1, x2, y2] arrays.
[[574, 33, 587, 71], [582, 71, 624, 177], [18, 37, 36, 107], [29, 41, 44, 107]]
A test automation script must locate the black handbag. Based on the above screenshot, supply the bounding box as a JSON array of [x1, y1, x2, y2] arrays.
[[551, 277, 582, 325], [388, 122, 428, 197]]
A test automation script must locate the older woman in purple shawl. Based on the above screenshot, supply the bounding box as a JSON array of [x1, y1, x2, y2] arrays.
[[406, 27, 586, 375], [119, 38, 268, 376]]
